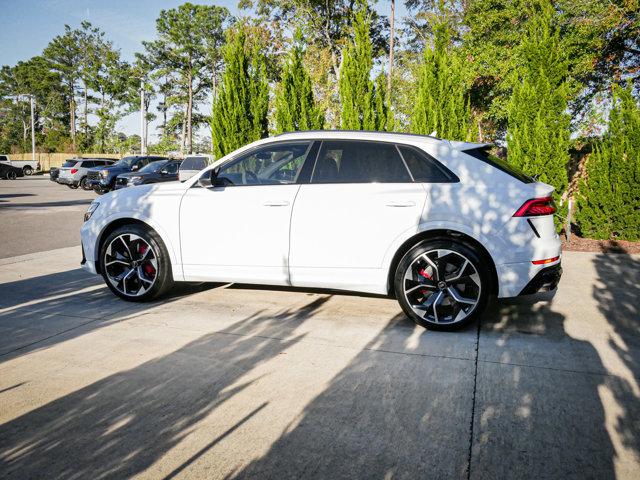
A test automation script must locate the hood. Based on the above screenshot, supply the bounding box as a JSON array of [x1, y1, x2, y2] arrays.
[[117, 171, 154, 180]]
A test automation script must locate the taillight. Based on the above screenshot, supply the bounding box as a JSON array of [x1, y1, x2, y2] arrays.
[[513, 197, 556, 217], [70, 168, 78, 174]]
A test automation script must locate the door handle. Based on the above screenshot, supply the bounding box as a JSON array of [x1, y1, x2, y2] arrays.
[[385, 201, 416, 207], [263, 200, 290, 207]]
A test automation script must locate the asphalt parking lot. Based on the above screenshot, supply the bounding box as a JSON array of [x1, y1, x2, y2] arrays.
[[0, 177, 639, 479]]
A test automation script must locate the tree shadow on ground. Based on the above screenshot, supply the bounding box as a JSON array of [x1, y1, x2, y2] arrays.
[[0, 296, 332, 479], [593, 253, 640, 469], [0, 268, 217, 363], [229, 313, 476, 480], [472, 289, 618, 478]]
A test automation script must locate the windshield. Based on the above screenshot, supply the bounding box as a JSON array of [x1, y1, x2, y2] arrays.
[[112, 156, 136, 168], [62, 160, 79, 167], [139, 161, 167, 173]]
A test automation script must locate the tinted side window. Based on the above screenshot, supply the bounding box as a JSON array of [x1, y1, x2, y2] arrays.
[[398, 146, 456, 183], [218, 142, 311, 186], [164, 162, 179, 174], [181, 157, 208, 170], [135, 158, 149, 169], [311, 141, 411, 183], [81, 161, 95, 168], [464, 148, 534, 183], [63, 160, 79, 167]]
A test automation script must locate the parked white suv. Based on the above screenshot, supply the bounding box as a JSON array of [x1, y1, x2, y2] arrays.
[[80, 131, 562, 330]]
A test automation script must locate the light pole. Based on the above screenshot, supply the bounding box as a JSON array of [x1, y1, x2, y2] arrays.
[[140, 80, 147, 155], [30, 95, 36, 162]]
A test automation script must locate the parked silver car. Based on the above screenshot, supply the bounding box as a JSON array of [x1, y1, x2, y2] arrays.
[[57, 158, 115, 190]]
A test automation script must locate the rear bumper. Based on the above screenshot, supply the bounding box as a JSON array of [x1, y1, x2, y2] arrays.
[[519, 263, 562, 295], [57, 177, 78, 186]]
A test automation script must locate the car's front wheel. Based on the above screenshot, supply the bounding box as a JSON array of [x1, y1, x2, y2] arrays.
[[100, 224, 174, 301], [394, 239, 490, 330], [6, 171, 17, 180], [79, 177, 91, 190]]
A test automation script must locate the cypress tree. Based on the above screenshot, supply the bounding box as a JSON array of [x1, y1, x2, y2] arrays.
[[575, 85, 640, 240], [506, 0, 570, 217], [274, 29, 324, 133], [410, 15, 475, 141], [339, 2, 388, 131], [212, 27, 269, 158]]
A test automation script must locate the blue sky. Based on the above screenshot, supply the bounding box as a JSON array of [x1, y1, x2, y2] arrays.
[[0, 0, 406, 139]]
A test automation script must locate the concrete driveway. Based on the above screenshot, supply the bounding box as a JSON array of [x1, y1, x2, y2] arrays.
[[0, 177, 639, 479]]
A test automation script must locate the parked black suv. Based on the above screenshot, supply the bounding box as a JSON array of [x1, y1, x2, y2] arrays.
[[115, 159, 182, 189], [86, 155, 169, 194]]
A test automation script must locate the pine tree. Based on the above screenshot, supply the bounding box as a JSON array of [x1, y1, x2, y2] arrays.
[[338, 2, 388, 131], [575, 85, 640, 240], [212, 27, 269, 158], [506, 0, 570, 216], [274, 30, 324, 133], [410, 16, 475, 141]]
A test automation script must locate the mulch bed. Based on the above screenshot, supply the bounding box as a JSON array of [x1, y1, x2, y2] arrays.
[[562, 235, 640, 254]]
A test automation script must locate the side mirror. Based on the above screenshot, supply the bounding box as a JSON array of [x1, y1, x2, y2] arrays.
[[159, 169, 168, 175], [198, 167, 220, 188], [131, 164, 140, 171]]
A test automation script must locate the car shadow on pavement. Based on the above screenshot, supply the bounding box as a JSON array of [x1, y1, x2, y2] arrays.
[[0, 297, 328, 479], [0, 199, 93, 209]]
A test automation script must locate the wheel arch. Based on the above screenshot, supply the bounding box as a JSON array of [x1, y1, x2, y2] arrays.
[[94, 216, 179, 277], [386, 228, 499, 297]]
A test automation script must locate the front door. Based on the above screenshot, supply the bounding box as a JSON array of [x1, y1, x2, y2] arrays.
[[179, 141, 314, 285]]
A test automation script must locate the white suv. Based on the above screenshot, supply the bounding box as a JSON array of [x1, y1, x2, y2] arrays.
[[80, 131, 562, 330]]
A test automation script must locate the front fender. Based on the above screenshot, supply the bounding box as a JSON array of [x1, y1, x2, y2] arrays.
[[84, 211, 183, 281]]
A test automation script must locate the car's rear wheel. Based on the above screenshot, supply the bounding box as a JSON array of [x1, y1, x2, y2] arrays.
[[394, 239, 490, 330], [79, 177, 91, 190], [6, 171, 17, 180], [23, 166, 33, 176], [100, 224, 174, 302]]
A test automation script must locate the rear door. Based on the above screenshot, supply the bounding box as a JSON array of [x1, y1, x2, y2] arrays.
[[289, 140, 427, 292]]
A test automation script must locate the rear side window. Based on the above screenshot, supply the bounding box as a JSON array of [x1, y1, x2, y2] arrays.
[[181, 156, 208, 171], [464, 148, 534, 183], [398, 146, 457, 183], [312, 141, 411, 183], [81, 161, 95, 168], [63, 160, 79, 167]]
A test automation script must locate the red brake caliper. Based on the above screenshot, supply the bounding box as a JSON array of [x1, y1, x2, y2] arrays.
[[137, 243, 155, 277], [418, 268, 432, 295]]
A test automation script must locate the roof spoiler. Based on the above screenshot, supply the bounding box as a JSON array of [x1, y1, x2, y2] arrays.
[[448, 140, 493, 151]]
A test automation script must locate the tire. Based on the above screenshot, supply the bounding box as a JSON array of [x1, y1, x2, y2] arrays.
[[67, 184, 78, 189], [23, 166, 33, 176], [6, 171, 17, 180], [394, 239, 490, 331], [99, 224, 174, 302], [79, 177, 91, 190]]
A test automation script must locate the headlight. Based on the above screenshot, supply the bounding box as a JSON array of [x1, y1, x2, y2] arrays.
[[84, 202, 100, 222], [129, 176, 143, 185], [100, 169, 109, 178]]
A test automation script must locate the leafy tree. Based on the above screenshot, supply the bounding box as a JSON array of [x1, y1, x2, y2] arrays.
[[145, 3, 231, 154], [506, 0, 570, 217], [575, 85, 640, 240], [43, 25, 83, 149], [410, 10, 476, 140], [463, 0, 640, 136], [274, 30, 324, 133], [339, 3, 388, 131], [211, 26, 269, 157]]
